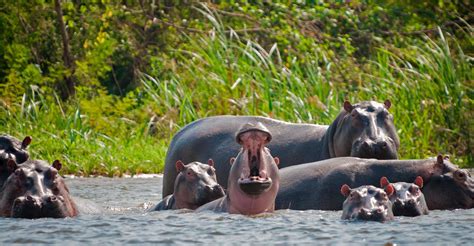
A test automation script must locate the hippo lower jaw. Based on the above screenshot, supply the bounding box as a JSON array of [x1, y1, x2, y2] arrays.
[[238, 177, 272, 196], [351, 138, 398, 160], [392, 199, 426, 217]]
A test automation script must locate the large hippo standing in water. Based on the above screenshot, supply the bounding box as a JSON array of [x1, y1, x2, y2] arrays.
[[0, 159, 78, 218], [163, 100, 399, 197], [196, 122, 280, 215], [151, 160, 224, 211], [275, 155, 474, 211], [0, 135, 32, 188]]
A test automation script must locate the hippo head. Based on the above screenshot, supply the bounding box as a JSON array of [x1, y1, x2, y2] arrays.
[[227, 122, 280, 215], [423, 155, 474, 210], [380, 176, 429, 217], [0, 135, 32, 186], [0, 159, 77, 218], [330, 100, 399, 160], [173, 159, 225, 209], [341, 184, 395, 222]]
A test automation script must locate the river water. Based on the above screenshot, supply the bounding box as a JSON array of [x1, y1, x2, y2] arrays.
[[1, 176, 473, 245]]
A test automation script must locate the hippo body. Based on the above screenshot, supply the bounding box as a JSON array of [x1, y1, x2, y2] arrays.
[[276, 156, 473, 211], [341, 184, 394, 222], [0, 159, 78, 218], [197, 122, 280, 215], [163, 101, 399, 197], [150, 161, 224, 211], [0, 135, 31, 188]]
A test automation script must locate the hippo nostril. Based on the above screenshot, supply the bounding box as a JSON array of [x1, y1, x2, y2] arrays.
[[26, 195, 34, 202]]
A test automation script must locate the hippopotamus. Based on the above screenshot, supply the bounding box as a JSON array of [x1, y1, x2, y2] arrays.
[[196, 122, 280, 215], [163, 100, 399, 197], [0, 135, 32, 188], [340, 184, 395, 222], [380, 176, 429, 216], [0, 159, 78, 218], [151, 159, 224, 211], [275, 155, 474, 211]]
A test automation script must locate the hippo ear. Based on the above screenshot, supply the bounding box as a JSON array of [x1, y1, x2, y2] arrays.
[[207, 159, 214, 167], [435, 154, 445, 168], [229, 157, 235, 165], [7, 159, 18, 172], [273, 157, 280, 166], [383, 99, 391, 110], [175, 160, 185, 172], [340, 184, 351, 197], [384, 184, 395, 196], [414, 176, 424, 188], [343, 101, 354, 113], [21, 136, 32, 149], [52, 160, 62, 171], [380, 176, 390, 188], [443, 155, 450, 160]]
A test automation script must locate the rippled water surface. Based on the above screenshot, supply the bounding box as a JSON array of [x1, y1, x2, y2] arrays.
[[1, 176, 473, 245]]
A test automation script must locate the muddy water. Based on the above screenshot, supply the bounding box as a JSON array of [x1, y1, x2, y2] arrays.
[[1, 176, 473, 245]]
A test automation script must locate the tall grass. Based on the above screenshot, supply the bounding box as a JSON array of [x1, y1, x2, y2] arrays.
[[1, 7, 471, 175]]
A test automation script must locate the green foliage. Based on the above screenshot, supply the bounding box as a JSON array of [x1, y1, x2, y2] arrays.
[[0, 1, 472, 175]]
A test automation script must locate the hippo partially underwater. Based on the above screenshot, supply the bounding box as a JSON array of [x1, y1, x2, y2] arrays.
[[163, 100, 400, 197]]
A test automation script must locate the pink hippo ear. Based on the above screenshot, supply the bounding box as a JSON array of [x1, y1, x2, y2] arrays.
[[343, 101, 354, 113], [384, 184, 395, 196], [207, 159, 214, 167], [52, 160, 62, 171], [340, 184, 351, 197], [229, 157, 235, 165], [383, 99, 391, 110], [414, 176, 424, 188], [380, 176, 390, 188], [435, 154, 445, 168], [175, 160, 185, 172], [21, 136, 32, 149], [7, 159, 18, 172], [273, 157, 280, 166]]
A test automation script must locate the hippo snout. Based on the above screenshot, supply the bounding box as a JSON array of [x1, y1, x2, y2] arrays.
[[353, 137, 397, 160], [12, 195, 43, 218], [206, 185, 225, 198]]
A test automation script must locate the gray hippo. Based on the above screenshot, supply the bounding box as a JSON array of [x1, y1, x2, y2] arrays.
[[0, 159, 78, 218], [341, 184, 395, 222], [151, 159, 224, 211], [196, 122, 280, 215], [275, 155, 473, 211], [0, 135, 32, 188], [163, 100, 399, 197], [380, 176, 429, 216]]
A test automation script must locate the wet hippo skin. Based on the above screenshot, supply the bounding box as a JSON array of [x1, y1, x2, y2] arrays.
[[163, 100, 399, 197], [196, 122, 280, 215], [151, 160, 224, 211], [276, 155, 474, 211], [0, 159, 78, 218], [341, 184, 395, 222]]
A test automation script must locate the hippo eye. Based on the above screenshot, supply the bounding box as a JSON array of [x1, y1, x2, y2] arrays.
[[409, 186, 419, 194], [207, 168, 215, 176], [455, 171, 467, 181], [367, 189, 374, 195]]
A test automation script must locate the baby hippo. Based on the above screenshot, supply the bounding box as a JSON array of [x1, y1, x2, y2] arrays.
[[0, 159, 78, 218], [341, 184, 394, 222], [380, 176, 429, 216], [151, 159, 225, 211]]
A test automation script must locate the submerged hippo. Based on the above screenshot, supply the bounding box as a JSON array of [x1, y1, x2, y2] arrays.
[[276, 155, 473, 211], [380, 176, 429, 216], [163, 100, 399, 197], [0, 159, 78, 218], [151, 160, 224, 211], [341, 184, 395, 222], [196, 122, 280, 215], [0, 135, 32, 188]]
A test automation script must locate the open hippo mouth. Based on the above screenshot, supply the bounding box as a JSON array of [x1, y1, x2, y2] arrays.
[[238, 154, 272, 196]]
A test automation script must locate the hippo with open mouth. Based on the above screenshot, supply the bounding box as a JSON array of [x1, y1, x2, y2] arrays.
[[196, 122, 280, 215], [341, 184, 395, 222], [162, 100, 399, 197], [151, 159, 224, 211], [380, 176, 429, 217], [0, 159, 78, 218]]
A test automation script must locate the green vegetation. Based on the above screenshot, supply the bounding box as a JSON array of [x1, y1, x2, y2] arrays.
[[1, 1, 472, 175]]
